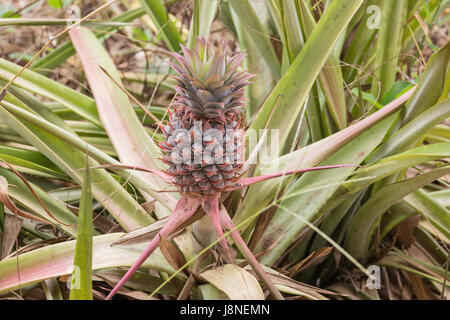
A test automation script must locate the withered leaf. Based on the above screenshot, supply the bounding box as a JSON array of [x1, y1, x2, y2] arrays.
[[159, 235, 188, 277], [1, 214, 22, 259]]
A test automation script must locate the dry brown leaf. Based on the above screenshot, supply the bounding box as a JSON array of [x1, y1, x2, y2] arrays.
[[92, 212, 124, 234], [142, 200, 156, 215], [159, 236, 188, 277], [325, 283, 359, 300], [404, 272, 438, 300], [393, 215, 421, 248], [1, 214, 22, 259], [414, 13, 430, 38], [288, 246, 334, 276]]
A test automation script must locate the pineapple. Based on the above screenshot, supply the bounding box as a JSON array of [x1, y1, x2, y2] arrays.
[[161, 38, 252, 195]]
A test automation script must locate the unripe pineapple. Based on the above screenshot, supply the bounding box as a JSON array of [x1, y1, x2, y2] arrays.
[[161, 38, 252, 195]]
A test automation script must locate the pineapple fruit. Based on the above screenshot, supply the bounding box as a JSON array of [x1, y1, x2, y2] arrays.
[[161, 38, 252, 195]]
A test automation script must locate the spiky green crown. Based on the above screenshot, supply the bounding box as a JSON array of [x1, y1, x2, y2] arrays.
[[169, 37, 253, 120]]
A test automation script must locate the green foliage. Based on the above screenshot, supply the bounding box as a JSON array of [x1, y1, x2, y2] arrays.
[[0, 0, 448, 300]]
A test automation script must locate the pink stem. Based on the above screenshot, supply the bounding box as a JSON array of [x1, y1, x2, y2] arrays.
[[105, 232, 161, 300], [219, 209, 284, 300], [105, 196, 201, 300], [202, 195, 233, 261], [227, 164, 360, 190]]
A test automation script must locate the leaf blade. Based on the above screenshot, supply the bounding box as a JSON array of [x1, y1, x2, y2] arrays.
[[70, 156, 93, 300]]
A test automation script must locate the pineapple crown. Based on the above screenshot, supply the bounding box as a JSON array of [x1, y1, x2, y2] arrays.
[[169, 37, 254, 121]]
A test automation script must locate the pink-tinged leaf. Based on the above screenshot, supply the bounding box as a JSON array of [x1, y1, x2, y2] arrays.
[[105, 196, 201, 300], [219, 206, 284, 300], [0, 233, 176, 295], [69, 26, 176, 217], [172, 49, 195, 75], [276, 87, 416, 172], [227, 164, 361, 190], [201, 195, 231, 261]]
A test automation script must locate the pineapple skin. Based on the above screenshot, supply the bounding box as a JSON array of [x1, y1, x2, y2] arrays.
[[161, 109, 244, 195]]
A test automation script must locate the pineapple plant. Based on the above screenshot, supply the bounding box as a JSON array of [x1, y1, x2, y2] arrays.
[[105, 37, 355, 300], [0, 0, 448, 302]]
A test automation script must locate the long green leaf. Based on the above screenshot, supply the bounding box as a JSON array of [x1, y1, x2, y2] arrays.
[[228, 0, 281, 79], [0, 167, 79, 236], [0, 80, 72, 132], [343, 142, 450, 195], [342, 0, 381, 83], [249, 0, 363, 149], [0, 97, 172, 211], [430, 189, 450, 207], [235, 86, 415, 233], [0, 144, 65, 178], [187, 0, 218, 49], [371, 0, 408, 99], [346, 166, 450, 261], [401, 41, 450, 124], [297, 0, 347, 130], [70, 157, 93, 300], [370, 97, 450, 161], [229, 3, 275, 116], [139, 0, 183, 52], [308, 142, 450, 260], [313, 142, 450, 230], [404, 189, 450, 240], [280, 0, 304, 64]]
